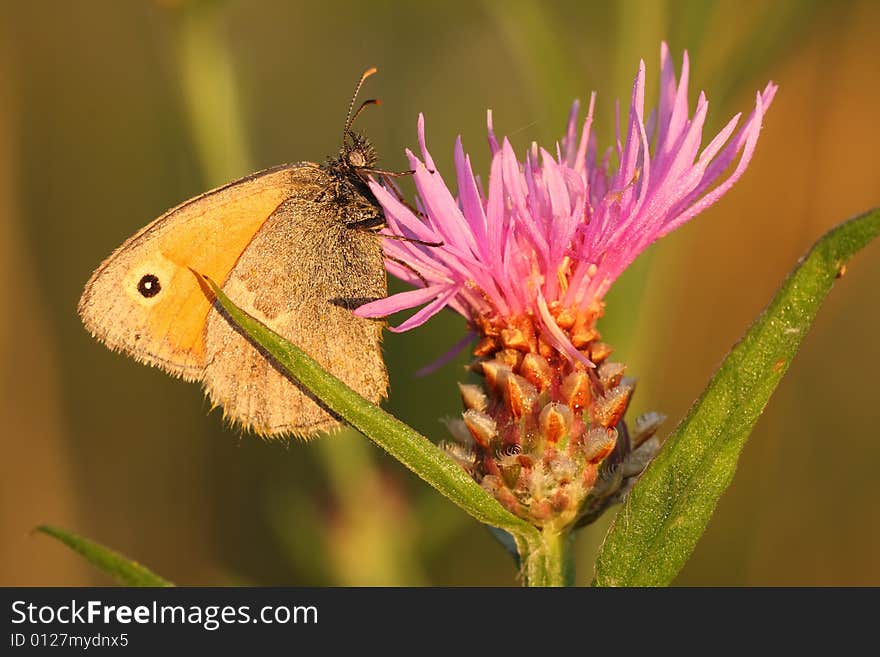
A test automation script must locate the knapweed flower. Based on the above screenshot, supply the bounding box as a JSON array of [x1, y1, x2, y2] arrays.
[[357, 44, 776, 531]]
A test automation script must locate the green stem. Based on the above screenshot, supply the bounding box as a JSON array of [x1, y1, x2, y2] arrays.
[[519, 528, 575, 587]]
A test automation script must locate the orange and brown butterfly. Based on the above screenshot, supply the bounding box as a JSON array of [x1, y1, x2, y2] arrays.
[[78, 68, 393, 439]]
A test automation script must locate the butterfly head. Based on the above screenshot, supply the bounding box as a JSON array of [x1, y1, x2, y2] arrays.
[[338, 130, 378, 173]]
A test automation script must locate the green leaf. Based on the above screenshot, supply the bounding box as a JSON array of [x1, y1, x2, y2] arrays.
[[36, 525, 173, 587], [197, 273, 539, 544], [594, 208, 880, 587]]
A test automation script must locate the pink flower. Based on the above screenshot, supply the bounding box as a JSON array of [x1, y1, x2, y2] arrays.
[[356, 44, 778, 529], [357, 43, 777, 369]]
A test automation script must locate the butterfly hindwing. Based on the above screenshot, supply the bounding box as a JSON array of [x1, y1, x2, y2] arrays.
[[203, 169, 388, 437]]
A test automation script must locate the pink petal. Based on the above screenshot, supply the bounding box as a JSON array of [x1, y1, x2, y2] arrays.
[[485, 152, 507, 269], [536, 292, 594, 368], [416, 113, 436, 171], [354, 284, 450, 318], [487, 109, 501, 156], [574, 92, 596, 177], [454, 137, 489, 250], [662, 49, 691, 157], [656, 41, 677, 147], [388, 286, 461, 332], [414, 331, 477, 377], [369, 179, 440, 243], [616, 60, 647, 191], [409, 155, 484, 262]]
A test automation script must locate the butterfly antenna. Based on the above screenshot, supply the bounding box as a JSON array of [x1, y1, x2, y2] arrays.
[[349, 98, 381, 129], [344, 67, 378, 141]]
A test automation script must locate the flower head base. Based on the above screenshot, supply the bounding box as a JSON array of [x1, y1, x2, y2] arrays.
[[442, 347, 668, 531], [357, 44, 776, 529]]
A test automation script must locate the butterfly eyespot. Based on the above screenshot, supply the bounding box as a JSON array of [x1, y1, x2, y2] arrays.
[[137, 274, 161, 298]]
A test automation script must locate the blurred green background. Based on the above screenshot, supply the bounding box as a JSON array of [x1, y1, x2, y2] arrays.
[[1, 0, 878, 586]]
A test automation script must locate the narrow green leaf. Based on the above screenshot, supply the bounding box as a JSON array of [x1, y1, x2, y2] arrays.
[[36, 525, 173, 587], [594, 208, 880, 587], [198, 273, 538, 543]]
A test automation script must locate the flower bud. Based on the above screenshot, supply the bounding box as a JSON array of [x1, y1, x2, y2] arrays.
[[462, 409, 497, 448]]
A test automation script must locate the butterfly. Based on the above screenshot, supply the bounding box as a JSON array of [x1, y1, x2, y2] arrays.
[[78, 69, 393, 439]]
